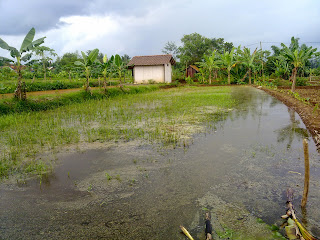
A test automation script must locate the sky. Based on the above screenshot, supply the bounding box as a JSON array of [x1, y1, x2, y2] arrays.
[[0, 0, 319, 60]]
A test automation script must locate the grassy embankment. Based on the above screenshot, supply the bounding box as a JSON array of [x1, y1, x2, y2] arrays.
[[0, 86, 236, 179], [0, 78, 125, 94]]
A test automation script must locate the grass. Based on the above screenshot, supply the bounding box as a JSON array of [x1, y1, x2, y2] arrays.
[[0, 85, 160, 115], [0, 78, 125, 94], [0, 86, 237, 179]]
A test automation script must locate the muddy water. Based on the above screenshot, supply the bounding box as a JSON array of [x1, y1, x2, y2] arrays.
[[1, 87, 320, 239]]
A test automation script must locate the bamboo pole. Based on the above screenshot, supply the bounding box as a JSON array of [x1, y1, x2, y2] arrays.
[[301, 139, 310, 208]]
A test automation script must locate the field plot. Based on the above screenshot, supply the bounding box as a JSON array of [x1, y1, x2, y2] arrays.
[[1, 86, 320, 239]]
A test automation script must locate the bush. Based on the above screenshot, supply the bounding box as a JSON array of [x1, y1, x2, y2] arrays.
[[296, 77, 309, 86], [185, 76, 193, 84]]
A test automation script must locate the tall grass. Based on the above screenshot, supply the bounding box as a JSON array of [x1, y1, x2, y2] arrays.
[[0, 86, 236, 178]]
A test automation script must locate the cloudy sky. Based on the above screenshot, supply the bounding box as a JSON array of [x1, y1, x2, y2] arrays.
[[0, 0, 319, 59]]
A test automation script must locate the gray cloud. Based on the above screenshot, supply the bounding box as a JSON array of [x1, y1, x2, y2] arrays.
[[0, 0, 160, 35], [0, 0, 319, 58], [0, 0, 88, 34]]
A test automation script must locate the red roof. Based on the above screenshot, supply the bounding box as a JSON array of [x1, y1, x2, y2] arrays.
[[128, 54, 175, 67]]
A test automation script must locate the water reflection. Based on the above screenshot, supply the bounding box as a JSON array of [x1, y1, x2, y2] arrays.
[[276, 108, 309, 149]]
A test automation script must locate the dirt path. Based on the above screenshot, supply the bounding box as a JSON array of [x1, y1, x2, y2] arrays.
[[258, 86, 320, 151]]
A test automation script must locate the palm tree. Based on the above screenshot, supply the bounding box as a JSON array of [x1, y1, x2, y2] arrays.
[[74, 49, 99, 92], [280, 43, 316, 92], [0, 28, 45, 99], [239, 47, 259, 84], [218, 47, 238, 84]]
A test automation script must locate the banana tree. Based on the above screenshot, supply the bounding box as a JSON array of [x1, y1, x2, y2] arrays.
[[74, 49, 99, 92], [113, 54, 127, 84], [0, 27, 45, 99], [306, 68, 316, 81], [239, 47, 260, 84], [32, 46, 57, 81], [100, 54, 114, 90], [197, 50, 219, 84], [218, 47, 239, 84], [280, 43, 316, 92], [273, 58, 290, 79]]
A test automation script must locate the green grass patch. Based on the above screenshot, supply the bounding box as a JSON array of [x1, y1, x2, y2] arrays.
[[0, 85, 160, 115], [0, 78, 120, 94], [0, 86, 236, 179]]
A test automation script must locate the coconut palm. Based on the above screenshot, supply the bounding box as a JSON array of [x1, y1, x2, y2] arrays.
[[280, 43, 316, 92], [0, 28, 45, 99], [74, 49, 99, 92]]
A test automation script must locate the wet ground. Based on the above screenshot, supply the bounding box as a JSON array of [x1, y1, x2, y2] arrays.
[[1, 87, 320, 239]]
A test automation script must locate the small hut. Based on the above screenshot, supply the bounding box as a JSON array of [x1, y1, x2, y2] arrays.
[[186, 65, 199, 78], [128, 55, 176, 83]]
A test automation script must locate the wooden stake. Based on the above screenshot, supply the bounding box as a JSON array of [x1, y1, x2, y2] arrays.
[[301, 139, 310, 208]]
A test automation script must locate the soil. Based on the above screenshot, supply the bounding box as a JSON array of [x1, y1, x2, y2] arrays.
[[258, 86, 320, 151]]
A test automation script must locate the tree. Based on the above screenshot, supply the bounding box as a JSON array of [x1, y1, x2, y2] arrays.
[[100, 54, 114, 90], [121, 54, 130, 65], [74, 49, 99, 92], [113, 54, 127, 84], [0, 27, 45, 99], [32, 46, 57, 80], [239, 47, 260, 84], [178, 33, 212, 66], [56, 52, 80, 80], [162, 41, 178, 59], [197, 50, 219, 84], [218, 47, 238, 84], [209, 38, 233, 53], [281, 43, 317, 92]]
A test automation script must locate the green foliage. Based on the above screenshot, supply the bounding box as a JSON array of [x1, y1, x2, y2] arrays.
[[162, 41, 178, 59], [74, 49, 100, 90], [177, 33, 233, 66], [0, 27, 46, 99], [296, 77, 309, 86], [185, 76, 193, 84], [0, 66, 17, 80]]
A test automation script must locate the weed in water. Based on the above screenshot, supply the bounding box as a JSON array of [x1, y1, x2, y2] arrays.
[[105, 173, 112, 181]]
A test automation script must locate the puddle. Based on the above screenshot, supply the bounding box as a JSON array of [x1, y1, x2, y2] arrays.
[[1, 87, 319, 239]]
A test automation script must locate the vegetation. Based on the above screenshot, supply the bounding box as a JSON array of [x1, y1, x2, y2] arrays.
[[280, 42, 317, 92], [164, 34, 319, 87], [0, 86, 236, 178], [0, 27, 46, 99], [74, 49, 100, 92]]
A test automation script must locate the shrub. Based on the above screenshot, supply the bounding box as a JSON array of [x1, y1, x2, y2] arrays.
[[185, 76, 193, 84], [296, 77, 309, 86]]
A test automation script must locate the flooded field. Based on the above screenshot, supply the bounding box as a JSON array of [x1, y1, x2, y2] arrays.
[[1, 87, 319, 239]]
